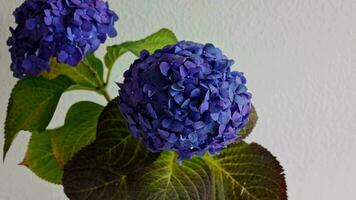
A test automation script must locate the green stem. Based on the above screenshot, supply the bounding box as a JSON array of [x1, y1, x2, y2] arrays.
[[100, 87, 112, 102], [105, 67, 112, 86], [69, 86, 111, 102]]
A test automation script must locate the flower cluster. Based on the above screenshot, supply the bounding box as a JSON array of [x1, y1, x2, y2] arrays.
[[7, 0, 118, 78], [119, 41, 252, 160]]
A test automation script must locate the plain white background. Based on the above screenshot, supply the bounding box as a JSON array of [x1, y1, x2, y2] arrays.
[[1, 0, 356, 199]]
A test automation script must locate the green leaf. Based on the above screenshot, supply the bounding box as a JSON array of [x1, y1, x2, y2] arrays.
[[63, 132, 150, 200], [42, 54, 104, 89], [3, 75, 73, 160], [240, 105, 258, 139], [104, 28, 178, 69], [84, 53, 104, 83], [96, 98, 127, 137], [63, 100, 286, 200], [62, 99, 158, 200], [51, 101, 104, 167], [129, 142, 286, 200], [22, 131, 63, 184], [204, 142, 287, 200], [21, 101, 103, 184], [127, 151, 212, 200]]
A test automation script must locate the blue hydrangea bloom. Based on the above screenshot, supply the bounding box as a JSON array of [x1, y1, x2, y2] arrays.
[[119, 41, 252, 160], [7, 0, 118, 78]]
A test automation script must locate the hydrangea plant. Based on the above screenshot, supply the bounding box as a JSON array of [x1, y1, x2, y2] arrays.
[[3, 1, 287, 199]]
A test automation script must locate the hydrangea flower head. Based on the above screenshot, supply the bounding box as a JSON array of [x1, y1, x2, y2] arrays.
[[119, 41, 252, 160], [7, 0, 118, 78]]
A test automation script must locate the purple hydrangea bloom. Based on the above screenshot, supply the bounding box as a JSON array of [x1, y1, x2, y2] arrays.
[[7, 0, 118, 78], [119, 41, 252, 160]]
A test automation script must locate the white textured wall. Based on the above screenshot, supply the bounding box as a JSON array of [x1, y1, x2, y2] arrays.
[[1, 0, 356, 199]]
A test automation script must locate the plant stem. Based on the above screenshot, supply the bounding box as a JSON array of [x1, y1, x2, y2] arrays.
[[105, 67, 112, 86], [100, 87, 112, 102], [72, 86, 111, 102]]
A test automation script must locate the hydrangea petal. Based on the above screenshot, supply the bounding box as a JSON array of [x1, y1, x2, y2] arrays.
[[159, 62, 170, 76]]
